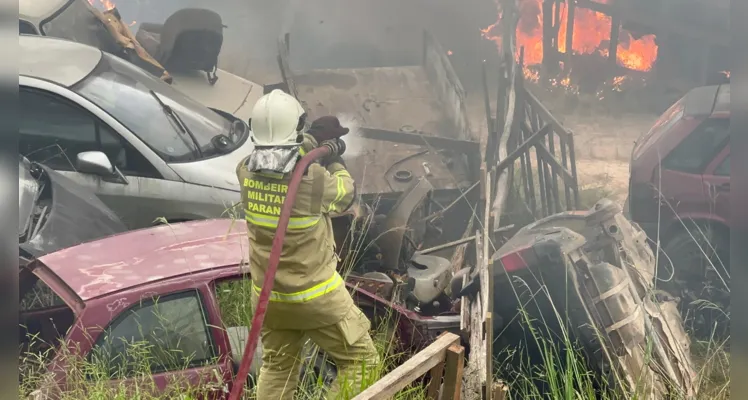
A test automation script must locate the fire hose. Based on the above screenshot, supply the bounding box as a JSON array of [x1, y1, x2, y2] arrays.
[[227, 144, 336, 400]]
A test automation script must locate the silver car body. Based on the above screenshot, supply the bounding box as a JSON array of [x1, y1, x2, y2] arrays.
[[18, 0, 261, 121], [20, 35, 255, 228]]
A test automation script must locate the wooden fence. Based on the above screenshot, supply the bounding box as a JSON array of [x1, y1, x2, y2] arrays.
[[460, 0, 580, 397], [353, 0, 579, 398], [491, 51, 580, 221], [352, 332, 464, 400]]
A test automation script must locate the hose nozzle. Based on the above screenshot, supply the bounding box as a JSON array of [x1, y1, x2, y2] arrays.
[[322, 138, 346, 157]]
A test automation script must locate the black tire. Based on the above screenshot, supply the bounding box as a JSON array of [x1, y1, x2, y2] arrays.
[[661, 225, 730, 339]]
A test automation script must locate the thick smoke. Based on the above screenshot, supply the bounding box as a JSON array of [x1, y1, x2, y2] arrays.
[[336, 113, 364, 159], [112, 0, 500, 88]]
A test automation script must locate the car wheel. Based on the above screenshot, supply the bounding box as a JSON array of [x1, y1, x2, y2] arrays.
[[661, 226, 730, 339]]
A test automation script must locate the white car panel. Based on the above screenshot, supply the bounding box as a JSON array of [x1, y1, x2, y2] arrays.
[[20, 35, 101, 87]]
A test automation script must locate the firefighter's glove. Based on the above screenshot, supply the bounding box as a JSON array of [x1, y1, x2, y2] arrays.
[[321, 138, 345, 165]]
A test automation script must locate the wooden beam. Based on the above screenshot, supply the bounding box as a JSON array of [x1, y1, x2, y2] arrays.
[[576, 0, 613, 16], [493, 124, 553, 174], [482, 169, 493, 399], [534, 140, 576, 188], [578, 0, 727, 46], [609, 14, 621, 67], [426, 361, 445, 399], [276, 33, 299, 101], [442, 344, 466, 400], [482, 60, 495, 139], [524, 89, 572, 141], [352, 332, 460, 400], [542, 0, 555, 71], [462, 232, 486, 398], [492, 381, 510, 400], [567, 133, 580, 208], [553, 0, 562, 48], [565, 0, 575, 65]]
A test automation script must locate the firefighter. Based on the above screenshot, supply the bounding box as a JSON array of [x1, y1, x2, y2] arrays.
[[236, 89, 379, 400]]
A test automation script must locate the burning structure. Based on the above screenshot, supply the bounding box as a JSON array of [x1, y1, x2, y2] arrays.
[[481, 0, 729, 98]]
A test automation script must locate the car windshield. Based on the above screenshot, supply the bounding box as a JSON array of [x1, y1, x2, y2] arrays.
[[632, 98, 685, 161], [74, 53, 236, 162], [40, 0, 121, 55], [19, 158, 40, 236]]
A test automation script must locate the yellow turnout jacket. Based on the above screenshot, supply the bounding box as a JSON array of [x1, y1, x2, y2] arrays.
[[236, 135, 356, 330]]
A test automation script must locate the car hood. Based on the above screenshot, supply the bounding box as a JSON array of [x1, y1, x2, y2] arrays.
[[20, 165, 128, 259], [170, 68, 262, 121], [168, 136, 255, 191]]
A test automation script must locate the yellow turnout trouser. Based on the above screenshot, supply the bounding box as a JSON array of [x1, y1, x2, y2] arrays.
[[256, 304, 379, 400]]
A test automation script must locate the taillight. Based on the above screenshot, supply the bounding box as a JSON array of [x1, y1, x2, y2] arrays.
[[498, 248, 531, 273]]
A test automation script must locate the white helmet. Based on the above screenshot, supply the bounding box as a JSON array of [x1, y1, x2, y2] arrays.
[[249, 89, 306, 147]]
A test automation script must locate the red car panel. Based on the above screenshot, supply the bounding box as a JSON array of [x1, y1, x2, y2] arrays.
[[628, 84, 730, 240], [27, 219, 460, 397]]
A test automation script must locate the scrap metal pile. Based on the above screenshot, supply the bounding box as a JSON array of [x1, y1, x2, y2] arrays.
[[18, 1, 699, 399]]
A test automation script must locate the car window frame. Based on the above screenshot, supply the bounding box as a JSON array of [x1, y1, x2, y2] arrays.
[[19, 87, 161, 178], [712, 153, 730, 177], [661, 117, 730, 175], [19, 20, 39, 35], [20, 87, 102, 171], [87, 289, 218, 379]]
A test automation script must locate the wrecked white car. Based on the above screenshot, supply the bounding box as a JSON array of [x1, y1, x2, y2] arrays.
[[19, 0, 261, 121], [19, 35, 254, 228]]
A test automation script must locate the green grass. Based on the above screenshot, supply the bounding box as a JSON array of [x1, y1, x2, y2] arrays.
[[494, 176, 730, 400], [19, 300, 427, 400], [19, 184, 730, 400]]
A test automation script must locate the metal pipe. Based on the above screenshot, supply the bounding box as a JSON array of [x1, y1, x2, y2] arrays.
[[415, 225, 515, 255], [227, 146, 331, 400]]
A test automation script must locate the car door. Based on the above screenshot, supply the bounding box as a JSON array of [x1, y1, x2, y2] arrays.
[[657, 117, 730, 231], [19, 84, 218, 228], [702, 147, 730, 224], [85, 289, 232, 399]]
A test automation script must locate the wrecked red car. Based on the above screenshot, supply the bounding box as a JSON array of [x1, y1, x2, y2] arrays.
[[21, 217, 460, 397], [626, 83, 729, 333]]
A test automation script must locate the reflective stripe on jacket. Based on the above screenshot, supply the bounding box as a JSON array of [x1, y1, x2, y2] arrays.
[[236, 134, 357, 329]]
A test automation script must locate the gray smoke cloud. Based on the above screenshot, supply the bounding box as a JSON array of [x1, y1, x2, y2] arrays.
[[111, 0, 502, 89], [336, 113, 364, 159]]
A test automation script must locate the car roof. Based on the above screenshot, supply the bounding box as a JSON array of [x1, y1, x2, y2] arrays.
[[36, 219, 248, 301], [20, 34, 101, 87], [19, 0, 69, 22]]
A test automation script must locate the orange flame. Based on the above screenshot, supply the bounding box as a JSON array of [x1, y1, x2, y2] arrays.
[[88, 0, 116, 11], [484, 0, 659, 73]]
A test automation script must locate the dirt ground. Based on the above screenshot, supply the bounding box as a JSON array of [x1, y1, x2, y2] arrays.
[[563, 113, 658, 205]]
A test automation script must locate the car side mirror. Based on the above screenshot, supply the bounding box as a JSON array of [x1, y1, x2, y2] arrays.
[[76, 151, 115, 177]]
